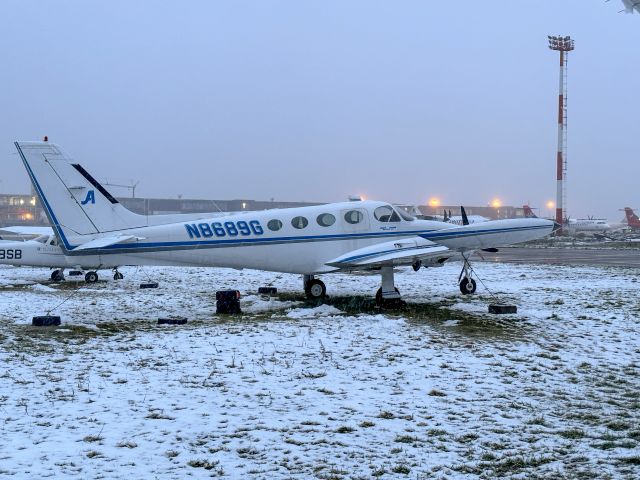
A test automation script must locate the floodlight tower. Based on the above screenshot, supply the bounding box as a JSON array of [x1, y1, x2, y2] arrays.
[[548, 35, 574, 232]]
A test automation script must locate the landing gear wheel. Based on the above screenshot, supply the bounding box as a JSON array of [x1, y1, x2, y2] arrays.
[[459, 278, 477, 295], [113, 271, 124, 280], [50, 270, 64, 282], [85, 271, 99, 283], [375, 287, 400, 307], [305, 279, 326, 300]]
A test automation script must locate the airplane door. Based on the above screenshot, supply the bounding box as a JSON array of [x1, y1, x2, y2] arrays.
[[340, 207, 370, 252], [340, 208, 370, 230], [340, 207, 370, 236]]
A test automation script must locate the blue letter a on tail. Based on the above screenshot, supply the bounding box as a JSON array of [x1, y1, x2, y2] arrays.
[[81, 190, 95, 205]]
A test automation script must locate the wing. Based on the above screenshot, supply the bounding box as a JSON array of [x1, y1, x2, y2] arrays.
[[326, 237, 452, 269]]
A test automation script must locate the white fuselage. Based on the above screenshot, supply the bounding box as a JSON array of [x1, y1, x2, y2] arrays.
[[566, 219, 610, 233], [51, 201, 553, 274]]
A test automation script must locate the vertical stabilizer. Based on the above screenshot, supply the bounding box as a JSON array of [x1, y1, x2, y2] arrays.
[[523, 205, 538, 218], [15, 141, 146, 249], [624, 207, 640, 228]]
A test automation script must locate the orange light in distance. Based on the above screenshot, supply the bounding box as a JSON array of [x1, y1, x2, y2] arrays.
[[490, 198, 502, 208], [546, 200, 555, 210], [428, 197, 441, 208]]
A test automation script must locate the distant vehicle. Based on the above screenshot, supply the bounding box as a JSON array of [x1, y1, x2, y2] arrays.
[[15, 141, 556, 302], [623, 207, 640, 230]]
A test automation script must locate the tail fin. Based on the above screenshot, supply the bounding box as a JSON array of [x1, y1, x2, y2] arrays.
[[15, 141, 146, 249], [523, 205, 537, 218], [624, 207, 640, 227]]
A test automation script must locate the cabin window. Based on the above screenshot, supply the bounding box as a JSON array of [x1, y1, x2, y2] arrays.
[[267, 219, 282, 231], [344, 210, 364, 224], [316, 213, 336, 227], [291, 216, 309, 229], [374, 206, 400, 222]]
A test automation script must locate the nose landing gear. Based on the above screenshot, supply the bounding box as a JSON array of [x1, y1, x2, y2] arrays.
[[50, 269, 65, 282], [84, 271, 99, 283], [458, 255, 477, 295]]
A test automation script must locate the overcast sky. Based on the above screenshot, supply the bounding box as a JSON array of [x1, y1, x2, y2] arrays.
[[0, 1, 637, 219]]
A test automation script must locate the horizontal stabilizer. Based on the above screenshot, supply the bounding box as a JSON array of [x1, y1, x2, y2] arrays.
[[72, 235, 143, 251], [326, 237, 451, 269]]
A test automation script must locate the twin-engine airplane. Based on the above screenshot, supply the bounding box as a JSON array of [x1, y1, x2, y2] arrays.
[[13, 141, 556, 304]]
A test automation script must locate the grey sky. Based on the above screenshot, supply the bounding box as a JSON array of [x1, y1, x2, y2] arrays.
[[1, 1, 637, 219]]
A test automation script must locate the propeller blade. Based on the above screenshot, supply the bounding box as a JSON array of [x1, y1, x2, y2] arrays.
[[460, 206, 469, 226]]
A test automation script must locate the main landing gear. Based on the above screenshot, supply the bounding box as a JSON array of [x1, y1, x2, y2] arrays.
[[50, 269, 65, 282], [458, 256, 477, 295], [85, 271, 99, 283], [375, 266, 404, 308], [303, 274, 326, 300]]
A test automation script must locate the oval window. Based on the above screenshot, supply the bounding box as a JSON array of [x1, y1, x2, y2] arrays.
[[267, 219, 283, 231], [316, 213, 336, 227], [344, 210, 364, 225], [374, 205, 400, 222], [291, 216, 309, 229]]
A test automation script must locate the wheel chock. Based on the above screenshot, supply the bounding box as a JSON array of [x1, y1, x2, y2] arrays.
[[488, 304, 517, 314], [32, 315, 61, 326], [258, 287, 277, 295], [158, 318, 187, 325]]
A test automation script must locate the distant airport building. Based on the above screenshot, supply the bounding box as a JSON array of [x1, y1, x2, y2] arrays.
[[0, 193, 321, 227], [0, 192, 526, 227]]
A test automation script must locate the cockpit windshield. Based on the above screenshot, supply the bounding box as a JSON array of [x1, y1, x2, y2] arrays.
[[395, 207, 415, 222], [33, 235, 49, 243], [373, 205, 415, 222], [374, 205, 400, 222]]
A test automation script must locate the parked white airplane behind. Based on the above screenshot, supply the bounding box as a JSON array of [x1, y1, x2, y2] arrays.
[[566, 218, 611, 233], [15, 141, 556, 302], [0, 225, 53, 240], [442, 208, 489, 226], [0, 234, 123, 282]]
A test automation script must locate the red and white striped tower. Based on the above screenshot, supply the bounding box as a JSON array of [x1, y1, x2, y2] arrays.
[[548, 35, 574, 233]]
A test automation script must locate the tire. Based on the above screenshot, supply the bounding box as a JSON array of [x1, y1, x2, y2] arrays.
[[113, 271, 124, 280], [305, 279, 326, 299], [376, 287, 400, 306], [459, 278, 477, 295], [50, 270, 64, 282], [85, 271, 99, 283]]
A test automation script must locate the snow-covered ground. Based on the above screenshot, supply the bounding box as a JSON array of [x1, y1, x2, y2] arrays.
[[0, 262, 638, 479]]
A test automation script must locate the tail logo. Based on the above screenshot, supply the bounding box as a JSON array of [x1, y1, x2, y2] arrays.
[[81, 190, 96, 205]]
